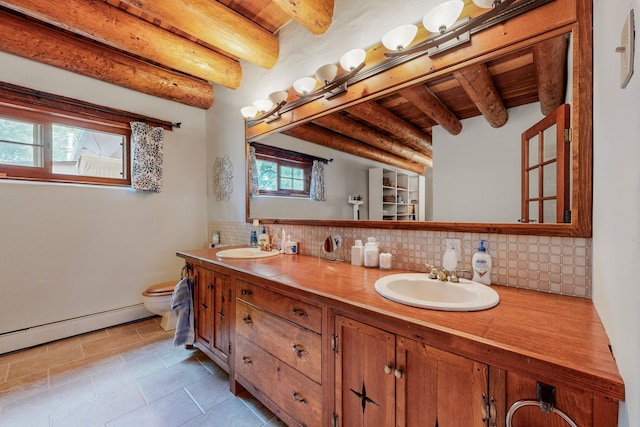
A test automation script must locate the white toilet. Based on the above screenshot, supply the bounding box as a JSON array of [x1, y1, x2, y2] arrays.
[[142, 281, 178, 331]]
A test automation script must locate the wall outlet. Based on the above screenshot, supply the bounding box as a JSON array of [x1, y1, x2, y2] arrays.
[[446, 238, 461, 261]]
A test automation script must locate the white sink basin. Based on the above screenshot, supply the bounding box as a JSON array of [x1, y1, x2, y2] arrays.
[[216, 247, 280, 259], [374, 273, 499, 311]]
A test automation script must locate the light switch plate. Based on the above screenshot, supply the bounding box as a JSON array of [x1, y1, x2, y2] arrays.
[[618, 9, 635, 88]]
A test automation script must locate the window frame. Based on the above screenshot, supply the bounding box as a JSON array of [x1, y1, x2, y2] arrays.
[[0, 104, 131, 186], [252, 142, 317, 198]]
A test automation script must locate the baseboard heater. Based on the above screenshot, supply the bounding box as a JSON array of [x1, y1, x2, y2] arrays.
[[0, 304, 152, 355]]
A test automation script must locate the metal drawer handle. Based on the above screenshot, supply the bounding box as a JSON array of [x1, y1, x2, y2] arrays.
[[207, 284, 214, 289], [292, 391, 308, 404], [384, 364, 393, 375], [201, 303, 208, 309], [217, 311, 225, 319], [291, 307, 308, 317], [292, 343, 308, 358], [241, 289, 253, 296], [242, 356, 252, 365], [242, 315, 253, 324]]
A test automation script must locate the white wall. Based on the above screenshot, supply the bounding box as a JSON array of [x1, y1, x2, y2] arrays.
[[593, 2, 640, 426], [433, 103, 541, 222], [0, 53, 208, 347]]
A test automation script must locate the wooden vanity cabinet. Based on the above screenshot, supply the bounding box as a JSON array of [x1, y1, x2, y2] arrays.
[[234, 280, 324, 427], [334, 316, 618, 427], [334, 316, 487, 427], [192, 265, 231, 371]]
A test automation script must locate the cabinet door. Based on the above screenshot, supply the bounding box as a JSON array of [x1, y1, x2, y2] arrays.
[[194, 266, 213, 347], [497, 371, 618, 427], [335, 316, 395, 427], [211, 272, 230, 363], [396, 337, 488, 427]]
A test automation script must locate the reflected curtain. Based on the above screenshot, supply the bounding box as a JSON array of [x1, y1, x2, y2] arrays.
[[310, 160, 325, 201], [249, 146, 259, 197], [130, 122, 164, 192]]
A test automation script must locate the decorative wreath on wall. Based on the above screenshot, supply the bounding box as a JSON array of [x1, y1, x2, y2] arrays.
[[213, 155, 233, 201]]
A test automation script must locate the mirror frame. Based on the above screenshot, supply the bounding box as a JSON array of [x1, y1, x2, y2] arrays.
[[245, 0, 592, 237]]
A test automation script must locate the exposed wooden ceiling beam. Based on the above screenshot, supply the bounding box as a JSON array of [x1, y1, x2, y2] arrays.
[[116, 0, 279, 70], [272, 0, 334, 35], [346, 101, 433, 156], [399, 85, 462, 136], [313, 114, 432, 167], [0, 9, 214, 109], [284, 123, 426, 174], [454, 63, 508, 128], [0, 0, 241, 89], [534, 35, 568, 116]]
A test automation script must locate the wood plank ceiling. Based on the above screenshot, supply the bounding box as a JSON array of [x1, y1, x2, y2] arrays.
[[0, 0, 568, 172]]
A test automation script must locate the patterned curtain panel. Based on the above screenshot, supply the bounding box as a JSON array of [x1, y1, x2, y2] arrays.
[[130, 122, 164, 192], [310, 160, 325, 201], [249, 146, 259, 197]]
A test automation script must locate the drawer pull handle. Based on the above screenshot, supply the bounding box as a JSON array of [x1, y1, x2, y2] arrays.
[[207, 284, 214, 289], [292, 391, 308, 404], [394, 368, 403, 379], [384, 364, 393, 375], [217, 311, 225, 319], [242, 356, 252, 365], [201, 303, 208, 309], [241, 289, 253, 296], [242, 315, 253, 324], [292, 343, 308, 358], [291, 308, 308, 317]]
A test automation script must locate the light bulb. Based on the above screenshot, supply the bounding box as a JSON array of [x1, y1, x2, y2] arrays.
[[339, 48, 366, 71], [382, 25, 418, 51], [423, 0, 464, 34], [293, 77, 318, 95], [240, 105, 258, 119]]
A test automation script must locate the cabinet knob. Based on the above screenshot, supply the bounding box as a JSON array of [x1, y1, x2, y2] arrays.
[[207, 284, 214, 289], [242, 315, 253, 324], [217, 311, 225, 319], [292, 343, 308, 358], [291, 307, 308, 317], [241, 289, 253, 296], [394, 368, 403, 379], [242, 356, 252, 365], [201, 303, 208, 309], [292, 391, 308, 404], [384, 364, 393, 375]]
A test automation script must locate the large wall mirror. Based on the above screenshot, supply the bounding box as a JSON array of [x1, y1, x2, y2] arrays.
[[245, 0, 592, 237]]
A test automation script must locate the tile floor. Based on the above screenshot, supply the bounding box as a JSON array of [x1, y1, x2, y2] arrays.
[[0, 317, 286, 427]]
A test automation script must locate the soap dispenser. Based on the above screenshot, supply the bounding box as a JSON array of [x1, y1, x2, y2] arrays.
[[472, 240, 492, 285], [258, 226, 269, 246], [351, 239, 364, 266]]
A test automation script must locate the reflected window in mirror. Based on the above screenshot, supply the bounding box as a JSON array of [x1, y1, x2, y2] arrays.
[[252, 142, 312, 197]]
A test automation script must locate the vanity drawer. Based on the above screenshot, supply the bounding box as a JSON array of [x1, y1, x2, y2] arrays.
[[236, 334, 322, 427], [236, 280, 322, 334], [236, 300, 322, 384]]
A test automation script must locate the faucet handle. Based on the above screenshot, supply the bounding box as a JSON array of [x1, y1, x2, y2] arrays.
[[425, 263, 439, 279], [450, 268, 470, 283]]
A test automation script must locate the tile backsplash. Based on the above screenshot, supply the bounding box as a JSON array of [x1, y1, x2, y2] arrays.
[[208, 221, 591, 298]]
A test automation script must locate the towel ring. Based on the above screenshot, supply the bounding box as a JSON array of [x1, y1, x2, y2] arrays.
[[506, 400, 578, 427], [181, 263, 193, 279]]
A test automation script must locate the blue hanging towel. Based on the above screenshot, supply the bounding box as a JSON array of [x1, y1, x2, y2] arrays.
[[170, 277, 194, 346]]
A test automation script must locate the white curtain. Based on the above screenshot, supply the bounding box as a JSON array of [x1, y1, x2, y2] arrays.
[[130, 122, 164, 192], [249, 146, 259, 196], [310, 160, 325, 201]]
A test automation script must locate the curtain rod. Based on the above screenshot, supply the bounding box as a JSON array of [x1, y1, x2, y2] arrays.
[[0, 81, 180, 130], [250, 141, 333, 164]]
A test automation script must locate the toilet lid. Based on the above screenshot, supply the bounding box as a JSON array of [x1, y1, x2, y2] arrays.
[[143, 280, 177, 296]]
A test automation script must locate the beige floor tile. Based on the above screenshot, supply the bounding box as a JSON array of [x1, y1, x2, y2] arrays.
[[0, 362, 8, 383], [82, 330, 144, 358], [106, 388, 203, 427], [6, 342, 84, 382], [0, 344, 47, 365]]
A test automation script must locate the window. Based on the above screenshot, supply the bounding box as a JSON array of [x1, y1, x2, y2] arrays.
[[253, 143, 313, 197], [0, 105, 130, 185], [0, 81, 174, 187]]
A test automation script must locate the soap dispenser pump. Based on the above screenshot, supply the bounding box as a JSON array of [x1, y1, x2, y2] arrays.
[[472, 240, 492, 285]]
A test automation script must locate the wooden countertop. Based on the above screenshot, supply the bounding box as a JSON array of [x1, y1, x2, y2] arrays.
[[177, 247, 625, 401]]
